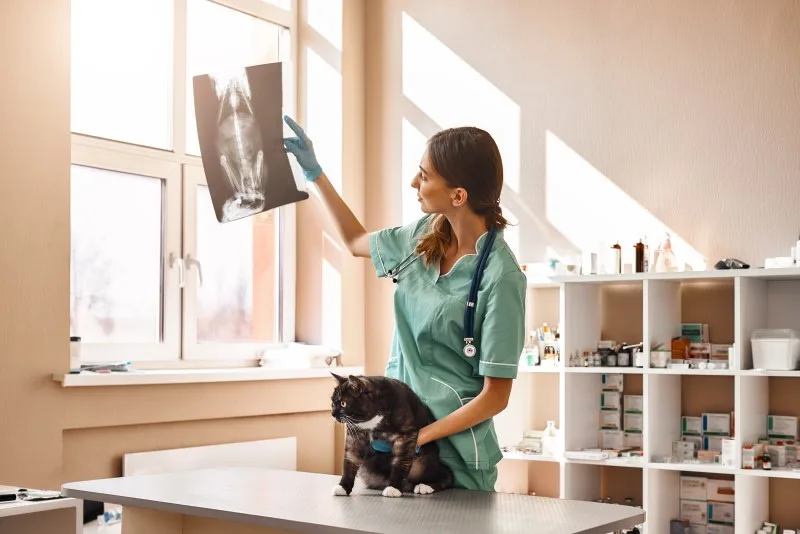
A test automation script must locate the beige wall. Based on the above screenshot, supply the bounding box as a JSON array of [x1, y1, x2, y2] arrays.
[[0, 0, 364, 490], [363, 0, 800, 374]]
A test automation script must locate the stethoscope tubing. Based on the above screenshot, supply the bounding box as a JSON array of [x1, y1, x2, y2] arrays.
[[387, 227, 497, 358]]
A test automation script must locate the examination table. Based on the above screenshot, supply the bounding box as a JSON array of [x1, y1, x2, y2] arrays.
[[61, 467, 645, 533]]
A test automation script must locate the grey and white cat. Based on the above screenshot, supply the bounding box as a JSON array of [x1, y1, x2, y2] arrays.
[[330, 373, 454, 497]]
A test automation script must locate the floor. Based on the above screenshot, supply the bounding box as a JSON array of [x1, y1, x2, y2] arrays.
[[83, 520, 121, 534]]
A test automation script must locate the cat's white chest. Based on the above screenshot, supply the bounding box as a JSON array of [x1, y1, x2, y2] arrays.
[[354, 414, 383, 431]]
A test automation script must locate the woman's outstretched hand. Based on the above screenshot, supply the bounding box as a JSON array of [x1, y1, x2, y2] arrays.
[[283, 115, 323, 182]]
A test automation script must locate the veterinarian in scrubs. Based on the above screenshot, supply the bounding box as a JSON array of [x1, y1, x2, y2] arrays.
[[283, 116, 526, 492]]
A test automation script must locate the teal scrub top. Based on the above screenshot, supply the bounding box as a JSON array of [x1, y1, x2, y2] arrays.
[[368, 214, 527, 488]]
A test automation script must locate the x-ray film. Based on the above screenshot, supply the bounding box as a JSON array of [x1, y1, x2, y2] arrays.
[[193, 61, 308, 223]]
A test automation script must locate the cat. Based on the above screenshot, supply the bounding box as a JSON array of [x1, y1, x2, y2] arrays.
[[329, 373, 454, 498]]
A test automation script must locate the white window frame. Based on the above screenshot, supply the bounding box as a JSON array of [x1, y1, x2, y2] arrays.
[[71, 0, 299, 366]]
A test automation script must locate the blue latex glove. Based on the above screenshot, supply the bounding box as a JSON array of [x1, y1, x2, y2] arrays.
[[371, 439, 421, 454], [283, 115, 323, 182]]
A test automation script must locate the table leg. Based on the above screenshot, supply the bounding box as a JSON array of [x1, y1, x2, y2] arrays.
[[121, 506, 304, 534], [0, 507, 79, 534]]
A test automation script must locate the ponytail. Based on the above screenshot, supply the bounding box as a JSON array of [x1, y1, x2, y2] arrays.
[[486, 202, 509, 230], [415, 203, 509, 267], [415, 215, 452, 267]]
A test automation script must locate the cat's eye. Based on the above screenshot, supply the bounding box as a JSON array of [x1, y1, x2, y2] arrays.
[[340, 401, 346, 407]]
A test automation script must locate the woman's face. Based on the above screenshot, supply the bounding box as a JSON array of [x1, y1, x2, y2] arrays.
[[411, 150, 462, 214]]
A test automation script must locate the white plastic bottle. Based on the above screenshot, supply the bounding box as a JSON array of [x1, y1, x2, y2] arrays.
[[795, 234, 800, 265], [98, 509, 122, 525], [541, 420, 559, 458]]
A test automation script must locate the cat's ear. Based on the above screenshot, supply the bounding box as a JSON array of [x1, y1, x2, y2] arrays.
[[348, 375, 369, 394], [330, 372, 348, 385]]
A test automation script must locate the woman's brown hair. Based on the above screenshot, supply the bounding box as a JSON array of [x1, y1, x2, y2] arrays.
[[415, 126, 509, 266]]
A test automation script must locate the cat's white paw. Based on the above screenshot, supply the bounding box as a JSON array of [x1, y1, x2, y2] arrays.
[[382, 486, 402, 498], [413, 484, 434, 495], [332, 485, 348, 496]]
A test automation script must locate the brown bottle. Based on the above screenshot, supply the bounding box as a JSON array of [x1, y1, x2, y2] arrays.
[[635, 239, 645, 273], [611, 242, 622, 274]]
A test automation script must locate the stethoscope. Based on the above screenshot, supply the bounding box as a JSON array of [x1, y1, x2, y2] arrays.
[[387, 227, 497, 358]]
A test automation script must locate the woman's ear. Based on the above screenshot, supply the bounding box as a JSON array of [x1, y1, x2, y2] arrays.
[[451, 187, 468, 207]]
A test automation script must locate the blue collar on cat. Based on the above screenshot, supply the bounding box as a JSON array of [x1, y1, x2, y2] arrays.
[[371, 439, 420, 454]]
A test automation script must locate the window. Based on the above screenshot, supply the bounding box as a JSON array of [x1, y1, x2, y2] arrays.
[[69, 0, 296, 364]]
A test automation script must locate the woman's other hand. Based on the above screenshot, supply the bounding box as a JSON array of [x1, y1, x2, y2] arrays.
[[283, 115, 323, 182]]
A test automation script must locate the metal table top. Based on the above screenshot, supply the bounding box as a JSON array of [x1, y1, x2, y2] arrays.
[[62, 467, 645, 534]]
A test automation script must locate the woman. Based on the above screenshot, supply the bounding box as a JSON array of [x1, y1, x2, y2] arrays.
[[283, 115, 526, 492]]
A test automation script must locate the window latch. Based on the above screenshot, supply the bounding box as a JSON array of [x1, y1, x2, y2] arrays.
[[185, 255, 204, 287], [169, 253, 186, 288]]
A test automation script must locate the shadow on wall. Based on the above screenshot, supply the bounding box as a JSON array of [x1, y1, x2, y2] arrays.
[[389, 0, 800, 268]]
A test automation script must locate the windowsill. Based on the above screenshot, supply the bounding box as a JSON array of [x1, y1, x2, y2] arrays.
[[53, 365, 365, 387]]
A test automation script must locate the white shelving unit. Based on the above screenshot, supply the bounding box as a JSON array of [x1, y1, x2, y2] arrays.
[[494, 267, 800, 533]]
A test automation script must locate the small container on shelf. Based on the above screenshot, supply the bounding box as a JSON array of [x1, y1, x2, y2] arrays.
[[751, 329, 800, 370]]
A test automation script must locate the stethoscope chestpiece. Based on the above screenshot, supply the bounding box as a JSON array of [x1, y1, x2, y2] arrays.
[[463, 342, 476, 358]]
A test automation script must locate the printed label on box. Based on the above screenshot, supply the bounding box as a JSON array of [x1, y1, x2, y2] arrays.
[[600, 410, 622, 430], [624, 413, 643, 432], [680, 476, 707, 501], [601, 374, 624, 391], [706, 524, 734, 534], [706, 480, 734, 503], [682, 416, 702, 435], [702, 413, 731, 436], [601, 391, 621, 410], [681, 499, 707, 525], [598, 430, 624, 450], [624, 395, 643, 413], [707, 501, 734, 525], [624, 432, 643, 449], [767, 415, 798, 439]]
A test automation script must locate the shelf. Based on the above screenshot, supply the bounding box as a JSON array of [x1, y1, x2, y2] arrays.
[[739, 370, 800, 377], [646, 461, 736, 475], [736, 472, 800, 530], [564, 457, 644, 468], [502, 267, 800, 533], [647, 372, 734, 466], [501, 451, 559, 463], [739, 467, 800, 480], [564, 366, 644, 374], [564, 371, 643, 455], [528, 281, 560, 289], [562, 461, 644, 511], [738, 275, 800, 370], [519, 365, 561, 374], [647, 368, 735, 376], [550, 266, 800, 284]]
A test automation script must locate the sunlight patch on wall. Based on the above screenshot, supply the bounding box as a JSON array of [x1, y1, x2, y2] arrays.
[[400, 12, 521, 196], [306, 47, 342, 191], [500, 203, 520, 259], [306, 0, 342, 51], [321, 233, 342, 350], [401, 118, 427, 226], [545, 131, 707, 271]]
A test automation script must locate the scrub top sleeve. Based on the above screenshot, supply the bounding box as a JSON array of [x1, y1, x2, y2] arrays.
[[477, 270, 527, 379], [368, 215, 432, 278]]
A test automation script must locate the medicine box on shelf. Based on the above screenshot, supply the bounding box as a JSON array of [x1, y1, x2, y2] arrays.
[[767, 415, 798, 440], [705, 479, 734, 503], [680, 476, 707, 500]]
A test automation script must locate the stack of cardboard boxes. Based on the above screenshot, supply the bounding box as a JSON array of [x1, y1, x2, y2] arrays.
[[673, 413, 735, 467], [597, 373, 643, 456], [743, 415, 799, 470], [676, 475, 735, 534]]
